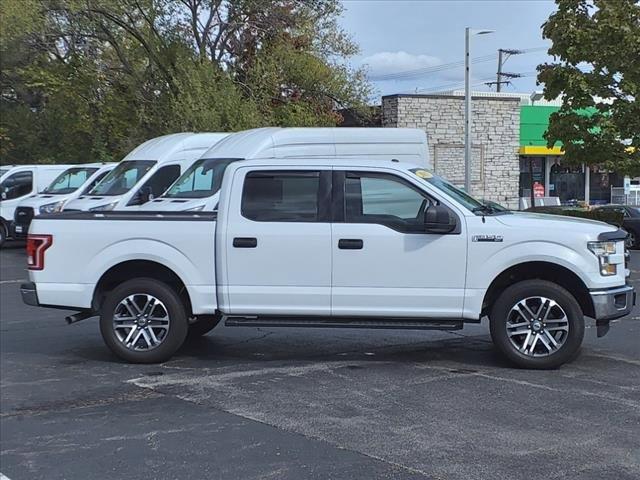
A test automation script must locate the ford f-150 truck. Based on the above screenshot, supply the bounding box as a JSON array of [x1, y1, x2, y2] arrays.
[[21, 158, 635, 368]]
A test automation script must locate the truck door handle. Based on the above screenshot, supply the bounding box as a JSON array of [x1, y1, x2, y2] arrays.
[[338, 239, 363, 250], [233, 237, 257, 248]]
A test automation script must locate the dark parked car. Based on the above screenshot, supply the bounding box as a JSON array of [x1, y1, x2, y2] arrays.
[[592, 205, 640, 249]]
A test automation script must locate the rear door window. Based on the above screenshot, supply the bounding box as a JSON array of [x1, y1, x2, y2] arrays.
[[241, 171, 322, 222]]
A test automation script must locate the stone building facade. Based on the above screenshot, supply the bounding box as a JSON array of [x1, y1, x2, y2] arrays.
[[382, 94, 521, 209]]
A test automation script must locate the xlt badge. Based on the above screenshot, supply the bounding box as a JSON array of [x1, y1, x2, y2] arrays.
[[472, 235, 504, 243]]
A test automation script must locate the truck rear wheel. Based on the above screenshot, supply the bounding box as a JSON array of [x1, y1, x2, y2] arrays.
[[489, 279, 585, 369], [187, 314, 221, 338], [100, 278, 188, 363]]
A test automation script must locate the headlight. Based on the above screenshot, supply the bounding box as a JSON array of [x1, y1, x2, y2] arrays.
[[185, 205, 204, 211], [89, 201, 119, 212], [39, 201, 65, 215], [588, 241, 618, 276]]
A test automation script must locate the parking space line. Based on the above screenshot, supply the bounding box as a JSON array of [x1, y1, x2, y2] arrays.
[[0, 280, 24, 284], [1, 473, 12, 480]]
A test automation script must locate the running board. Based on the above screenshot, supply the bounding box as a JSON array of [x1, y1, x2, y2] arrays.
[[224, 316, 464, 331]]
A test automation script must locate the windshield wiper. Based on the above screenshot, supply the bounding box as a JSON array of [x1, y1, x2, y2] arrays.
[[472, 203, 497, 215]]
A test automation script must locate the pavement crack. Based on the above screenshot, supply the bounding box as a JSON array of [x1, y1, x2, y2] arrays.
[[1, 389, 163, 419]]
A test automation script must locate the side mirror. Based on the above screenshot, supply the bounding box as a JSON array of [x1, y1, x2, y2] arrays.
[[424, 205, 456, 234], [138, 186, 152, 204]]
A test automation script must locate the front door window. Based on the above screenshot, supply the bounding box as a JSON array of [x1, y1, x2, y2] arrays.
[[1, 171, 33, 200]]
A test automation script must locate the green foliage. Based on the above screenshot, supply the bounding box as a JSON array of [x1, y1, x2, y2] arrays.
[[527, 206, 624, 226], [538, 0, 640, 176], [0, 0, 371, 165]]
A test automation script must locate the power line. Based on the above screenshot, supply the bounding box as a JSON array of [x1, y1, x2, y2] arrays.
[[368, 46, 547, 82], [413, 76, 497, 94], [369, 54, 496, 81]]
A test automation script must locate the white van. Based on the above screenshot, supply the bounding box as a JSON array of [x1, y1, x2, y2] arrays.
[[0, 165, 15, 177], [12, 163, 115, 239], [142, 127, 429, 212], [63, 133, 229, 212], [0, 164, 73, 246]]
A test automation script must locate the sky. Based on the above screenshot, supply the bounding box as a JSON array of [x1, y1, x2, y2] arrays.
[[338, 0, 558, 101]]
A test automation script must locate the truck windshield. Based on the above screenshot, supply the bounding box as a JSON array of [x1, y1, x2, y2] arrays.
[[89, 160, 155, 196], [409, 168, 504, 215], [163, 158, 242, 198], [44, 167, 99, 194]]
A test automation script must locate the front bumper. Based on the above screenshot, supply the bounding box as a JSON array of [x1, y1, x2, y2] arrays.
[[21, 282, 39, 307], [590, 285, 636, 321], [12, 222, 29, 238], [13, 206, 34, 238]]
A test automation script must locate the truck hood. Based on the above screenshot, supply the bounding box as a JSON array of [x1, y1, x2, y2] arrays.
[[495, 211, 617, 237], [63, 195, 121, 211], [19, 194, 72, 209]]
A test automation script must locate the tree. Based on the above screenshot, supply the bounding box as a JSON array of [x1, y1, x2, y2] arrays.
[[0, 0, 371, 165], [538, 0, 640, 176]]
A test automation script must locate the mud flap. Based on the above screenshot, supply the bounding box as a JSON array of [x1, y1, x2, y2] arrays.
[[596, 319, 610, 338]]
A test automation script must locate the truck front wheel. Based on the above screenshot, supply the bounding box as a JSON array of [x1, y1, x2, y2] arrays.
[[0, 221, 7, 248], [489, 280, 585, 369], [100, 278, 189, 363]]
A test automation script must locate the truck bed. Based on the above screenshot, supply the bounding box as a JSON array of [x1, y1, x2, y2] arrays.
[[28, 211, 218, 314]]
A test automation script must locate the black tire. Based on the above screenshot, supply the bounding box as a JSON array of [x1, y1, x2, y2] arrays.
[[187, 314, 221, 338], [100, 278, 188, 363], [626, 229, 638, 250], [489, 279, 585, 369], [0, 221, 7, 248]]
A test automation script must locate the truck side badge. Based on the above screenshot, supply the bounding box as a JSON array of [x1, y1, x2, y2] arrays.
[[472, 235, 504, 243]]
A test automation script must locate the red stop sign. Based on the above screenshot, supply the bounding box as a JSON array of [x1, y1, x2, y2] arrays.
[[533, 182, 545, 198]]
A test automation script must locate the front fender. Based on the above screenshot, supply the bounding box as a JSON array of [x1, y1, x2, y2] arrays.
[[468, 240, 598, 290]]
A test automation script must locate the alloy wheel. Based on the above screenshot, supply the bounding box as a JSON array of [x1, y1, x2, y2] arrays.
[[506, 296, 569, 357], [112, 293, 170, 351]]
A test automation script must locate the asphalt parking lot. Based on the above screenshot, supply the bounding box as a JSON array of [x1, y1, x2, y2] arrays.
[[1, 243, 639, 480]]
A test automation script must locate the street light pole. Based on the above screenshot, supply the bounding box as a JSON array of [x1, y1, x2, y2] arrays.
[[464, 28, 494, 194], [464, 27, 471, 193]]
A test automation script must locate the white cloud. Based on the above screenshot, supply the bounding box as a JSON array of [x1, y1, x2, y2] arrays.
[[361, 51, 442, 77]]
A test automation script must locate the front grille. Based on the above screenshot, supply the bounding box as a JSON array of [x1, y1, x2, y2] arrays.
[[62, 208, 81, 212], [14, 206, 34, 224]]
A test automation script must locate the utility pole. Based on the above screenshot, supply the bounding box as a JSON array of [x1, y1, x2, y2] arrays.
[[497, 49, 504, 92], [489, 48, 525, 92]]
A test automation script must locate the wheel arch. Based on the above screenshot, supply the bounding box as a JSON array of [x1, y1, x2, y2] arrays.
[[93, 260, 193, 316], [482, 261, 594, 318]]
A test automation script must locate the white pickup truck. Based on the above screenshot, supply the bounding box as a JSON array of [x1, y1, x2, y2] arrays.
[[21, 158, 635, 368]]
